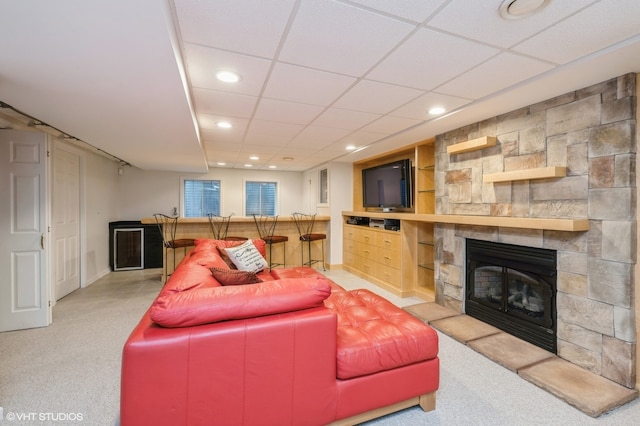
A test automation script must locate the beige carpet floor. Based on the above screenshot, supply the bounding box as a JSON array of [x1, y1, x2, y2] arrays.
[[2, 269, 640, 425]]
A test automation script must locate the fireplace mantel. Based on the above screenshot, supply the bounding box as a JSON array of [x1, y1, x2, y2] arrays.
[[342, 211, 589, 232]]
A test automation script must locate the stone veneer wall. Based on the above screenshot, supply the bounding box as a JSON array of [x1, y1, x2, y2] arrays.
[[434, 73, 637, 388]]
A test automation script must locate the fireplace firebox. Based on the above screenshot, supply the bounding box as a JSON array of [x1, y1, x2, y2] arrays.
[[465, 239, 557, 353]]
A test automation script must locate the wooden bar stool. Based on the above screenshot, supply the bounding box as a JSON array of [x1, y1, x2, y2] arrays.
[[253, 214, 288, 270], [292, 212, 326, 271], [207, 213, 248, 241], [153, 213, 195, 280]]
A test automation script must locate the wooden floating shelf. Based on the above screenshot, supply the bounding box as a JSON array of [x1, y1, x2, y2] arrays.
[[343, 211, 589, 232], [447, 136, 496, 154], [425, 214, 589, 232], [483, 166, 567, 183]]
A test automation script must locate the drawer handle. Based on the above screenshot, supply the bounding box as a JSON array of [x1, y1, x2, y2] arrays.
[[384, 256, 391, 260]]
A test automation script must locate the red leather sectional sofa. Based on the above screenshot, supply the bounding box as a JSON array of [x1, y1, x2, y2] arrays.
[[121, 239, 439, 425]]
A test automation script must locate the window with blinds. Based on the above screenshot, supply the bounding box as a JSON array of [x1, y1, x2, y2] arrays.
[[245, 181, 277, 216], [184, 179, 220, 217]]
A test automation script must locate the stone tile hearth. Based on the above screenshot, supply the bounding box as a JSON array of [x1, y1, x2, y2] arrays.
[[406, 302, 638, 417]]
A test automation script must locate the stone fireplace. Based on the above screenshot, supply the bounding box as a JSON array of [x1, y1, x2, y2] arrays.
[[433, 73, 637, 389]]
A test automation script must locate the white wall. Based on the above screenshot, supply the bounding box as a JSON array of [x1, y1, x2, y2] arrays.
[[116, 166, 305, 220], [303, 161, 353, 266]]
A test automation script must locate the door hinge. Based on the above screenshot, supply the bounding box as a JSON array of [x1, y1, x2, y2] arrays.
[[47, 150, 50, 157], [49, 300, 52, 307]]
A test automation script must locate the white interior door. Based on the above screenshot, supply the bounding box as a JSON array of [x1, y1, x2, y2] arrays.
[[53, 146, 81, 300], [0, 130, 50, 332]]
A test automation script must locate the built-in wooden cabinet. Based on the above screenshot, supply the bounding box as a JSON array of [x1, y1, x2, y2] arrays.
[[343, 215, 435, 299], [343, 224, 402, 294], [345, 139, 437, 300]]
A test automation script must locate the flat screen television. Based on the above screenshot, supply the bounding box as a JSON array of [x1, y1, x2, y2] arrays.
[[362, 159, 412, 210]]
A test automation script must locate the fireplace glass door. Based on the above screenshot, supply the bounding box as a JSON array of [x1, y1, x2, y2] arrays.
[[466, 239, 557, 353]]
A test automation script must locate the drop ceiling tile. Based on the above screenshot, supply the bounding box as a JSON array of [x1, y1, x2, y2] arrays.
[[264, 62, 357, 106], [183, 43, 271, 95], [392, 92, 471, 119], [238, 144, 283, 155], [275, 146, 314, 158], [193, 88, 257, 118], [333, 80, 424, 114], [427, 0, 592, 49], [339, 131, 388, 147], [513, 0, 640, 64], [254, 98, 325, 125], [291, 125, 353, 146], [322, 141, 356, 154], [312, 107, 381, 130], [348, 0, 448, 23], [173, 0, 295, 57], [198, 114, 249, 131], [367, 28, 500, 90], [279, 0, 415, 76], [359, 115, 423, 135], [204, 147, 240, 163], [201, 131, 244, 146], [244, 119, 303, 146], [437, 53, 555, 100]]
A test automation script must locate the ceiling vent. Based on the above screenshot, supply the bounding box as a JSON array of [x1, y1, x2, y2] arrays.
[[499, 0, 550, 20]]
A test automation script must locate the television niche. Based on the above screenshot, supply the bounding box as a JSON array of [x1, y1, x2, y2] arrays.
[[362, 159, 412, 211]]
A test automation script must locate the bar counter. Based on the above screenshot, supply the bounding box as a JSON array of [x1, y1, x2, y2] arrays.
[[141, 216, 330, 278]]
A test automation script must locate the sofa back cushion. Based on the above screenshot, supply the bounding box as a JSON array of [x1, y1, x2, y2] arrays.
[[161, 262, 221, 295], [150, 277, 332, 328]]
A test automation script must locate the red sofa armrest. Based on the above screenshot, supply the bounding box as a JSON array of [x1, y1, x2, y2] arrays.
[[122, 305, 338, 426], [150, 276, 332, 327]]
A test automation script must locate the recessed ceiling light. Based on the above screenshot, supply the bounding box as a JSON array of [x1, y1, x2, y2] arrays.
[[217, 162, 226, 166], [428, 106, 446, 116], [216, 70, 240, 83], [244, 164, 252, 167], [216, 121, 232, 129], [268, 165, 277, 169], [249, 155, 259, 160], [499, 0, 549, 20], [345, 145, 356, 151]]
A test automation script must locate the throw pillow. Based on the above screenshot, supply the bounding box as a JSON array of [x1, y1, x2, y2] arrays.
[[217, 246, 238, 269], [210, 267, 261, 286], [223, 239, 269, 273]]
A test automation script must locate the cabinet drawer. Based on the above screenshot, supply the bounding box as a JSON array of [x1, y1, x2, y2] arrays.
[[355, 229, 376, 245], [343, 238, 357, 254], [343, 250, 358, 268], [344, 227, 358, 241], [376, 232, 400, 251], [377, 249, 401, 268], [360, 258, 377, 277], [378, 265, 401, 289], [358, 241, 376, 260]]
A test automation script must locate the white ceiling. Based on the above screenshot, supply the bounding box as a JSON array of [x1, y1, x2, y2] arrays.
[[1, 0, 640, 173]]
